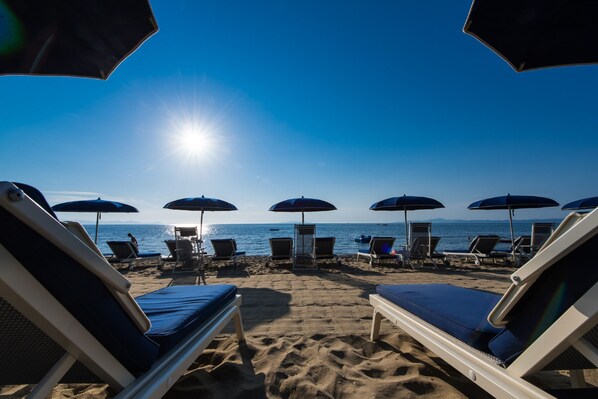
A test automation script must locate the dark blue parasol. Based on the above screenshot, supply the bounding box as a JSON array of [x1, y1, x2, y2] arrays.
[[0, 0, 158, 79], [463, 0, 598, 72], [164, 196, 237, 242], [269, 196, 336, 224], [52, 198, 139, 243], [562, 197, 598, 211], [468, 194, 559, 260], [370, 195, 444, 247]]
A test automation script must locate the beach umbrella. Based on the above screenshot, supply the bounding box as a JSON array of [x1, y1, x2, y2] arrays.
[[163, 196, 238, 244], [463, 0, 598, 72], [52, 198, 139, 243], [0, 0, 158, 79], [369, 195, 445, 248], [562, 196, 598, 211], [269, 196, 337, 224], [468, 194, 559, 261]]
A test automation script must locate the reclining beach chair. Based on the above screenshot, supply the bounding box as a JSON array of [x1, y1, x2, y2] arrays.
[[107, 241, 162, 270], [61, 220, 105, 257], [293, 224, 316, 270], [314, 237, 340, 267], [210, 239, 246, 267], [356, 237, 399, 266], [408, 222, 431, 249], [370, 210, 598, 398], [408, 236, 443, 267], [268, 237, 293, 266], [164, 239, 178, 261], [530, 222, 554, 256], [0, 181, 245, 398], [442, 235, 509, 266]]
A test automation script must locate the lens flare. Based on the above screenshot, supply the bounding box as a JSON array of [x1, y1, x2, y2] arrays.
[[0, 2, 24, 54]]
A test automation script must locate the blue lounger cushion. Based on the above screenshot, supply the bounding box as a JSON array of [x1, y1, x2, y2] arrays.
[[137, 284, 238, 355], [377, 284, 503, 352]]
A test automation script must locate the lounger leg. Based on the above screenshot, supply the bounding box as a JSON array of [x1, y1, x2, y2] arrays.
[[570, 369, 587, 388], [233, 310, 245, 342], [370, 309, 382, 341], [30, 352, 76, 399]]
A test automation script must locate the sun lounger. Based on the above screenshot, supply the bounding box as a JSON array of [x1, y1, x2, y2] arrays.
[[0, 181, 245, 398], [210, 239, 246, 267], [357, 237, 399, 266], [408, 236, 443, 267], [61, 220, 105, 257], [370, 210, 598, 398], [294, 224, 316, 270], [442, 235, 509, 265], [314, 237, 340, 266], [107, 240, 162, 269], [268, 237, 293, 265]]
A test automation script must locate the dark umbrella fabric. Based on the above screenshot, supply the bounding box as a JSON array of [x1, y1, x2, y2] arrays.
[[463, 0, 598, 72], [0, 0, 158, 79], [370, 195, 444, 247], [269, 196, 336, 224], [164, 196, 237, 242], [468, 194, 559, 261], [562, 197, 598, 211], [52, 198, 138, 243], [468, 195, 559, 210]]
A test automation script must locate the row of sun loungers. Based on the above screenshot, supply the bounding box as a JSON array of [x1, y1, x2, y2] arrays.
[[2, 181, 598, 397]]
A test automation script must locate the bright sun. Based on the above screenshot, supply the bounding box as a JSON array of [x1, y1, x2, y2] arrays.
[[174, 122, 218, 161]]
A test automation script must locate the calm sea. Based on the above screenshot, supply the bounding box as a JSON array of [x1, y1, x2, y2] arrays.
[[84, 222, 556, 256]]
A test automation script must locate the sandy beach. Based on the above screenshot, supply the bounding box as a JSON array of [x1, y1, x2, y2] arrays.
[[1, 256, 589, 398]]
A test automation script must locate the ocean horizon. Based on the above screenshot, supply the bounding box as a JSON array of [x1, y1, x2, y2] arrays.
[[83, 221, 560, 257]]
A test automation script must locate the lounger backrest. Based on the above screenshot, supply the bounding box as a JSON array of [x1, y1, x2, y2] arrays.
[[409, 222, 431, 247], [468, 235, 500, 254], [315, 237, 335, 256], [411, 236, 440, 257], [370, 237, 395, 255], [175, 239, 194, 261], [62, 221, 104, 257], [211, 239, 235, 257], [487, 215, 598, 366], [0, 182, 159, 376], [531, 222, 554, 249], [13, 182, 58, 220], [490, 211, 595, 326], [107, 241, 137, 260], [514, 235, 531, 253], [175, 226, 198, 238], [294, 224, 316, 256], [165, 239, 177, 257], [270, 238, 292, 257]]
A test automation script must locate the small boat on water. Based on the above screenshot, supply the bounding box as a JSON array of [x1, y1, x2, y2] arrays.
[[269, 228, 280, 231], [354, 234, 371, 243]]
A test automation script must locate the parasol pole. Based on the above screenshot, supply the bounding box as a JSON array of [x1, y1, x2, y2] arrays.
[[302, 211, 305, 224], [199, 210, 204, 243], [404, 209, 409, 249], [508, 207, 516, 264], [94, 212, 100, 244]]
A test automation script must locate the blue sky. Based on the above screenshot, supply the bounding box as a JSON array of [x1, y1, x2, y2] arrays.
[[1, 0, 597, 224]]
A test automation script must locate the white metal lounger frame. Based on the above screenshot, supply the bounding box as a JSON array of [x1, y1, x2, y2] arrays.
[[0, 182, 245, 399], [442, 235, 506, 266], [370, 209, 598, 399], [356, 237, 399, 266]]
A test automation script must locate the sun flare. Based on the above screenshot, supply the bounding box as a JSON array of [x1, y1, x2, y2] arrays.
[[171, 120, 219, 162]]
